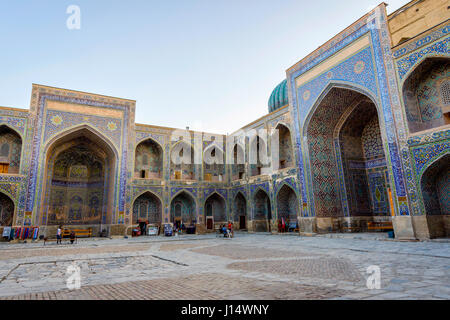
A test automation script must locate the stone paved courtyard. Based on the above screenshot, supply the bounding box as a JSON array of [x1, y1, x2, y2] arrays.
[[0, 233, 449, 300]]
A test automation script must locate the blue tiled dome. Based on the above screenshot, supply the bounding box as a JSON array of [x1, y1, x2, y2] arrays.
[[268, 79, 288, 113]]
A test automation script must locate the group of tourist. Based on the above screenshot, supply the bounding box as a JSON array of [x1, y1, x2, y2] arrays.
[[220, 222, 234, 238], [55, 225, 76, 244]]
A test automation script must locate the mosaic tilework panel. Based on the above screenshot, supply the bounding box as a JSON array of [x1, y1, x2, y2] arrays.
[[250, 182, 270, 197], [371, 15, 409, 215], [0, 116, 27, 136], [170, 187, 198, 199], [44, 110, 122, 147], [407, 129, 450, 146], [362, 116, 384, 159], [368, 171, 389, 215], [203, 188, 227, 202], [135, 131, 165, 146], [396, 37, 449, 80], [411, 141, 450, 176], [297, 46, 378, 123], [231, 186, 247, 200], [393, 24, 449, 59]]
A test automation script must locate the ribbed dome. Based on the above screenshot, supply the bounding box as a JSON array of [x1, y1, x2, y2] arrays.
[[268, 79, 288, 113]]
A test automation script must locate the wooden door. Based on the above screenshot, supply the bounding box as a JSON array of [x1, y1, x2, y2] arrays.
[[239, 216, 246, 230], [206, 217, 213, 230]]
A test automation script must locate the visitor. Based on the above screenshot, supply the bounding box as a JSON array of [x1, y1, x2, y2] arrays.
[[228, 221, 234, 238], [69, 231, 76, 244], [56, 225, 62, 244], [221, 224, 227, 237]]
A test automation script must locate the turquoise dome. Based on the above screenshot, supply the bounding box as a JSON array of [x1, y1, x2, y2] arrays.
[[268, 79, 288, 113]]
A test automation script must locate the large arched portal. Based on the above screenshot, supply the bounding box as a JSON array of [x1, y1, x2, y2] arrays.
[[253, 189, 271, 232], [132, 192, 162, 226], [420, 154, 449, 238], [42, 128, 117, 230], [305, 87, 390, 232], [276, 184, 299, 232], [0, 192, 14, 226], [233, 192, 247, 230], [204, 193, 226, 230], [170, 191, 196, 228]]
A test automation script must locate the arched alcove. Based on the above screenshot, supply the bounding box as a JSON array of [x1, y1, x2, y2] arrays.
[[204, 193, 226, 230], [233, 192, 247, 230], [253, 189, 271, 232], [170, 191, 196, 227], [276, 184, 299, 231], [132, 191, 162, 226], [0, 125, 22, 174], [420, 154, 449, 238], [402, 57, 450, 133], [0, 192, 14, 226], [134, 139, 163, 179], [170, 141, 195, 180]]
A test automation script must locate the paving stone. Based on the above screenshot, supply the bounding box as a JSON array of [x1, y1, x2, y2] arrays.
[[0, 234, 448, 299]]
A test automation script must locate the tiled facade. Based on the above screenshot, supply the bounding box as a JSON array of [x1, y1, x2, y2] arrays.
[[0, 0, 448, 239]]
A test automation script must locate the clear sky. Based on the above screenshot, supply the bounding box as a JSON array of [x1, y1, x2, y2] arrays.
[[0, 0, 407, 134]]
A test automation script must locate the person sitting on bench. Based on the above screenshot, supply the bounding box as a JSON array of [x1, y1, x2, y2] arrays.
[[221, 224, 227, 237], [69, 231, 76, 244]]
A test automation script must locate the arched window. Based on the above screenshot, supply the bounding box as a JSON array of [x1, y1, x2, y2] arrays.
[[0, 143, 9, 157], [441, 80, 450, 105]]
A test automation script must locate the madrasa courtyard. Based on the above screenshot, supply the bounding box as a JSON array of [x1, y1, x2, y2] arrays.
[[0, 0, 449, 302], [0, 234, 449, 300]]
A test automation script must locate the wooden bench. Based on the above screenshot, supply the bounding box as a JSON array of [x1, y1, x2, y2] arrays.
[[342, 226, 361, 233], [44, 228, 92, 245], [62, 228, 93, 238], [367, 221, 393, 231]]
